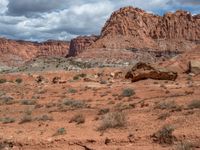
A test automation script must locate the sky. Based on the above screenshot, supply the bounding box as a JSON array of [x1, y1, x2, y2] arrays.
[[0, 0, 199, 42]]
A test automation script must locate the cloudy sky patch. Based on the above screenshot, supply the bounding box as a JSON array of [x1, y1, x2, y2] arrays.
[[0, 0, 199, 41]]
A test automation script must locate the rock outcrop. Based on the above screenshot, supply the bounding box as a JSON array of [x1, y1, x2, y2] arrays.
[[37, 40, 69, 57], [94, 7, 200, 49], [68, 6, 200, 58], [0, 38, 69, 66], [67, 36, 98, 57], [188, 60, 200, 75], [125, 62, 177, 82]]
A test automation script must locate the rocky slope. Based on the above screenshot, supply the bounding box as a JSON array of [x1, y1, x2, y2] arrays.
[[68, 7, 200, 59], [0, 38, 69, 66]]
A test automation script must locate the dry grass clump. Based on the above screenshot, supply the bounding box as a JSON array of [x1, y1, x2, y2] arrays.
[[188, 100, 200, 109], [69, 114, 85, 124], [63, 99, 87, 109], [151, 125, 176, 145], [98, 112, 126, 131]]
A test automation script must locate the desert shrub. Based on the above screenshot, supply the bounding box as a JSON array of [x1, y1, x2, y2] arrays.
[[0, 117, 15, 124], [15, 78, 23, 84], [155, 101, 182, 111], [0, 96, 14, 105], [35, 115, 53, 122], [68, 88, 77, 93], [19, 114, 32, 124], [69, 114, 85, 124], [98, 112, 126, 131], [35, 75, 45, 83], [0, 79, 6, 84], [175, 141, 194, 150], [63, 99, 87, 108], [158, 113, 170, 120], [98, 108, 110, 115], [73, 73, 87, 80], [151, 125, 176, 145], [114, 103, 135, 111], [100, 80, 107, 84], [188, 100, 200, 109], [53, 128, 66, 136], [121, 88, 135, 97], [20, 99, 36, 105]]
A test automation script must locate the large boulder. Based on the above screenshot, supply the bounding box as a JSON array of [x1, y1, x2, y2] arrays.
[[125, 62, 177, 82], [189, 60, 200, 75]]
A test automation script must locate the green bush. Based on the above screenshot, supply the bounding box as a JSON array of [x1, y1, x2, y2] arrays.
[[54, 128, 66, 136], [68, 88, 77, 93]]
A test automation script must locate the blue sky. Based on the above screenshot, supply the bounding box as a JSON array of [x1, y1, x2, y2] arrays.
[[0, 0, 199, 41]]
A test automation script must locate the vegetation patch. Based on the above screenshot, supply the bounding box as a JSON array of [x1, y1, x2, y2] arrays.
[[0, 117, 15, 124], [19, 114, 32, 124], [53, 128, 66, 136], [68, 88, 77, 93], [98, 112, 126, 131], [98, 108, 110, 115], [188, 100, 200, 109], [62, 99, 87, 109], [155, 101, 182, 111], [0, 96, 14, 105], [151, 125, 176, 145], [73, 73, 87, 80], [69, 114, 85, 124], [15, 78, 23, 84], [35, 115, 53, 122], [158, 113, 170, 120], [20, 99, 36, 105], [19, 109, 33, 124], [121, 88, 135, 97], [114, 103, 135, 111], [0, 79, 7, 84]]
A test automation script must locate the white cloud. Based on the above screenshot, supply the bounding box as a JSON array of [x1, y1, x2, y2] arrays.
[[0, 0, 8, 14], [0, 0, 199, 41]]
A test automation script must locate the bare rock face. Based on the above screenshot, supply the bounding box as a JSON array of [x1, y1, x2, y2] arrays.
[[37, 40, 70, 57], [69, 6, 200, 58], [0, 38, 69, 66], [125, 62, 177, 82], [96, 7, 200, 49], [67, 36, 98, 57]]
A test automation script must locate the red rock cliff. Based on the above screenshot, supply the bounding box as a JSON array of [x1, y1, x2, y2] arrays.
[[0, 38, 69, 66], [67, 36, 98, 57], [68, 6, 200, 57]]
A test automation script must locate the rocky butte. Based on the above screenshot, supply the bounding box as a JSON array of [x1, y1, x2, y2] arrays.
[[67, 7, 200, 59]]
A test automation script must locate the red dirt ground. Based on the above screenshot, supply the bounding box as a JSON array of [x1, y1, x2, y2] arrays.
[[0, 68, 200, 150]]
